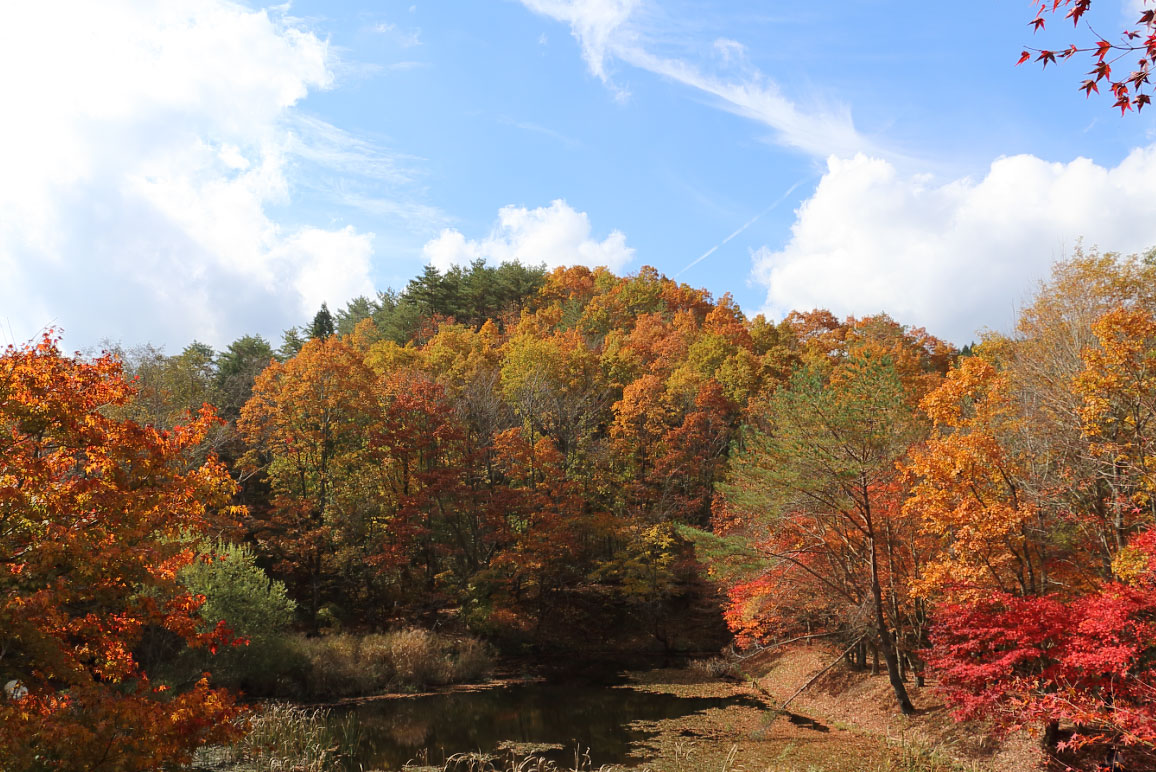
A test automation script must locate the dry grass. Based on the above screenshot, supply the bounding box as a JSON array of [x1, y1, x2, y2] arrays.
[[688, 656, 741, 680], [293, 629, 495, 699], [198, 703, 360, 772], [416, 746, 627, 772]]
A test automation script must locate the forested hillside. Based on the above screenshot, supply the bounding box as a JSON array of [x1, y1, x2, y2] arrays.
[[5, 251, 1156, 768], [109, 259, 873, 649]]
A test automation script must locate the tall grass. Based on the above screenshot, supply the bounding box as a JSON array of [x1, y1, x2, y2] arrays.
[[875, 734, 984, 772], [688, 656, 741, 679], [212, 703, 360, 772]]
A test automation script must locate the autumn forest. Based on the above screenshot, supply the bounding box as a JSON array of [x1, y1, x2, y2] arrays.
[[4, 247, 1156, 771]]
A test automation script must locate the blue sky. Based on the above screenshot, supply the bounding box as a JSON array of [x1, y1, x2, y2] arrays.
[[3, 0, 1155, 350]]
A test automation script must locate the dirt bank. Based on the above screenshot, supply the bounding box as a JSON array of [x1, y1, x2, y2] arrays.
[[623, 643, 1046, 772]]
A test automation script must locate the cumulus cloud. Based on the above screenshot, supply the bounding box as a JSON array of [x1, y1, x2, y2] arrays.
[[422, 200, 634, 272], [754, 148, 1156, 344], [518, 1, 874, 156], [0, 0, 419, 350]]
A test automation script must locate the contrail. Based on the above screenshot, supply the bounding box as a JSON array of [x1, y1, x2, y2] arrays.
[[674, 176, 809, 278]]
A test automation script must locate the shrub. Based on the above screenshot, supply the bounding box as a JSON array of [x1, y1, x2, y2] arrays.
[[175, 539, 301, 695], [451, 636, 496, 683], [293, 634, 394, 698], [387, 628, 453, 688]]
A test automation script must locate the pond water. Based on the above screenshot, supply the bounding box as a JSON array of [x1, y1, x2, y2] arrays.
[[342, 678, 762, 770]]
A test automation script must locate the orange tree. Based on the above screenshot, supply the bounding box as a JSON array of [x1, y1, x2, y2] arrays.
[[0, 335, 240, 771]]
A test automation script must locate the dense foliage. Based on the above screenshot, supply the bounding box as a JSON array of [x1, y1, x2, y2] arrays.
[[238, 263, 775, 646], [6, 250, 1156, 768], [715, 249, 1156, 763], [0, 337, 241, 771]]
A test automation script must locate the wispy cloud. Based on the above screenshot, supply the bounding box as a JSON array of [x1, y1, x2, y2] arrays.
[[289, 114, 422, 185], [521, 0, 641, 84], [373, 20, 422, 47], [621, 47, 876, 158], [498, 117, 583, 149], [518, 0, 878, 157]]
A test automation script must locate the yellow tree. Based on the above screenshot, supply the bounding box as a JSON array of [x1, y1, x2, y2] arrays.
[[238, 336, 381, 627], [905, 349, 1054, 598], [1075, 308, 1156, 546]]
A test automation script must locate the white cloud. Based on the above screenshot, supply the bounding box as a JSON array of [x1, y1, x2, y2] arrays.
[[0, 1, 417, 350], [518, 0, 874, 156], [754, 148, 1156, 344], [422, 200, 634, 272], [620, 48, 874, 159], [372, 20, 422, 47], [520, 0, 640, 84]]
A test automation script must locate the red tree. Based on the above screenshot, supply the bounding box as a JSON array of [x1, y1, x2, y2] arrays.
[[928, 528, 1156, 760]]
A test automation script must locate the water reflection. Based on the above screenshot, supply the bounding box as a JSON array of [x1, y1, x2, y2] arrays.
[[345, 680, 761, 770]]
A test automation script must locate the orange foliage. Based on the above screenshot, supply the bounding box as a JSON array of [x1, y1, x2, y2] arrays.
[[0, 335, 241, 770]]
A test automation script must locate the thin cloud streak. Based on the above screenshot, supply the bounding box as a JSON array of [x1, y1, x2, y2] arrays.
[[674, 176, 809, 277]]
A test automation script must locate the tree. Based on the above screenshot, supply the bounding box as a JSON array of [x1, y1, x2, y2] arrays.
[[309, 302, 336, 340], [719, 352, 925, 714], [1022, 0, 1156, 113], [928, 528, 1156, 763], [905, 351, 1053, 599], [0, 336, 241, 771], [215, 335, 275, 422], [1075, 307, 1156, 528], [113, 342, 216, 429], [177, 539, 296, 694], [238, 336, 381, 628], [908, 252, 1156, 756]]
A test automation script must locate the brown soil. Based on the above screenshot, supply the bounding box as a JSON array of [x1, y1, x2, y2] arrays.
[[621, 643, 1048, 772]]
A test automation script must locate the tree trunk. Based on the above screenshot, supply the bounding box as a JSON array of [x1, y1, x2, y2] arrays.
[[870, 538, 915, 714]]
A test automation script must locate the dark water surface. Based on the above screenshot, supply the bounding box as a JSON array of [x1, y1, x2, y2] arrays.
[[342, 679, 761, 770]]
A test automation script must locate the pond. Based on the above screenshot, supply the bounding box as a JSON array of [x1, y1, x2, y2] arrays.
[[341, 677, 764, 770]]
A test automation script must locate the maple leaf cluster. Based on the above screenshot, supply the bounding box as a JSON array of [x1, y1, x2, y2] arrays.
[[1022, 0, 1156, 113]]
